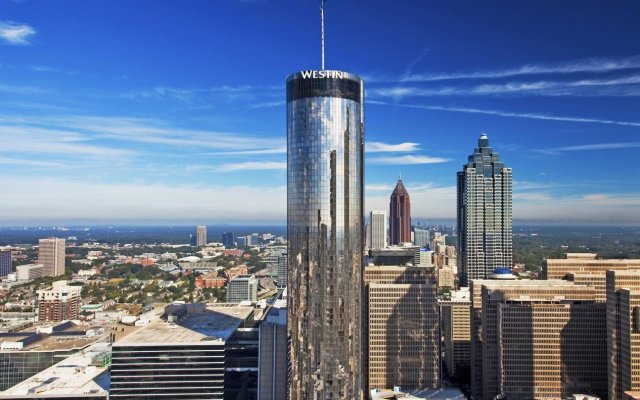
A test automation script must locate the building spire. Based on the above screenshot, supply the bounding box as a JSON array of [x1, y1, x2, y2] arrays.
[[320, 0, 326, 70]]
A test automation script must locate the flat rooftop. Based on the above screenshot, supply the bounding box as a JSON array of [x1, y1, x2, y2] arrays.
[[117, 304, 254, 345], [1, 342, 110, 398], [0, 322, 111, 352]]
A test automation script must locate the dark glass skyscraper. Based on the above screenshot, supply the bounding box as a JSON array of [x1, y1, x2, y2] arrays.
[[389, 179, 411, 245], [287, 69, 364, 400], [457, 133, 513, 286]]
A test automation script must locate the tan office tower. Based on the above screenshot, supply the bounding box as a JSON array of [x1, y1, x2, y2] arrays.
[[38, 238, 65, 277], [543, 253, 640, 302], [470, 280, 607, 400], [437, 267, 455, 289], [607, 269, 640, 400], [364, 265, 439, 392], [196, 225, 207, 247], [440, 288, 471, 379]]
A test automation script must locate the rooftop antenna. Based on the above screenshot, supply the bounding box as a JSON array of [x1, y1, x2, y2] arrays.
[[321, 0, 326, 70]]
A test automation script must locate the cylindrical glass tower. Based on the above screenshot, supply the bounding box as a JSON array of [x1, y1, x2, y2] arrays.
[[287, 70, 364, 400]]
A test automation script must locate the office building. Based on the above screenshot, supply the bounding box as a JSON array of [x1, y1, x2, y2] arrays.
[[38, 238, 66, 277], [15, 263, 44, 281], [364, 265, 439, 392], [457, 134, 512, 286], [236, 236, 247, 247], [0, 251, 11, 278], [438, 266, 455, 288], [368, 245, 421, 267], [36, 280, 81, 322], [277, 254, 287, 289], [196, 225, 207, 246], [227, 274, 257, 302], [258, 295, 288, 400], [1, 342, 110, 399], [470, 279, 607, 400], [413, 227, 430, 248], [440, 288, 471, 379], [543, 253, 640, 302], [222, 232, 235, 249], [287, 68, 364, 400], [389, 179, 411, 245], [110, 303, 255, 400], [607, 269, 640, 400], [0, 321, 111, 391], [370, 210, 387, 249]]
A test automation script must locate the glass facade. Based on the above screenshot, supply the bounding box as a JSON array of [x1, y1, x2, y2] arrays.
[[457, 134, 513, 287], [287, 70, 364, 400]]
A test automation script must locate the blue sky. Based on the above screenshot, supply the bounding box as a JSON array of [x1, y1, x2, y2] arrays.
[[0, 0, 639, 225]]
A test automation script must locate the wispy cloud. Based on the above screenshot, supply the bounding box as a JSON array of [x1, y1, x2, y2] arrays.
[[369, 154, 451, 165], [0, 83, 49, 95], [249, 100, 286, 109], [397, 56, 640, 82], [366, 141, 420, 153], [217, 161, 286, 172], [370, 74, 640, 99], [28, 64, 78, 76], [370, 102, 640, 127], [209, 147, 286, 155], [535, 142, 640, 155], [0, 21, 36, 45], [365, 183, 394, 191], [0, 156, 68, 168]]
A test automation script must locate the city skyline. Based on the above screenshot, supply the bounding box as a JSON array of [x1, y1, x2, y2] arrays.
[[1, 0, 639, 225]]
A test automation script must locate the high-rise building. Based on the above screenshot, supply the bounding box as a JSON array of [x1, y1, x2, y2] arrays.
[[607, 269, 640, 400], [277, 254, 287, 289], [0, 251, 11, 278], [370, 210, 387, 249], [227, 274, 257, 302], [470, 279, 607, 400], [543, 253, 640, 302], [258, 295, 288, 400], [389, 179, 411, 245], [287, 67, 364, 400], [196, 225, 207, 247], [457, 133, 512, 286], [413, 227, 430, 248], [440, 288, 471, 379], [38, 238, 66, 277], [222, 232, 235, 249], [236, 236, 247, 247], [364, 265, 439, 392], [36, 280, 81, 322]]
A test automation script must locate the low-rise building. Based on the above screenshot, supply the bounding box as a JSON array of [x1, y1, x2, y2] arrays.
[[227, 275, 257, 302]]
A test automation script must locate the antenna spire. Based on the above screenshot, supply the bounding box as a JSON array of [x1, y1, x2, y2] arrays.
[[321, 0, 326, 70]]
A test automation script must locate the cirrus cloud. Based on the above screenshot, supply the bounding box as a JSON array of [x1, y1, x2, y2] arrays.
[[0, 21, 36, 46]]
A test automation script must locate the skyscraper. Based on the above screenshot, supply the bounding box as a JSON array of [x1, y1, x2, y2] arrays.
[[413, 226, 430, 248], [0, 251, 11, 278], [457, 133, 512, 286], [389, 179, 411, 245], [196, 225, 207, 247], [38, 238, 65, 277], [370, 210, 387, 249], [222, 232, 234, 249], [287, 68, 364, 399]]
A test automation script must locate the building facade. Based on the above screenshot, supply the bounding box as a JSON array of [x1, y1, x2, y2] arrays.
[[389, 179, 411, 245], [38, 238, 66, 277], [196, 225, 207, 247], [470, 280, 607, 400], [413, 227, 430, 248], [277, 254, 287, 289], [0, 251, 11, 278], [457, 134, 512, 286], [222, 232, 234, 249], [15, 263, 44, 281], [607, 269, 640, 400], [258, 298, 288, 400], [440, 288, 471, 379], [287, 69, 364, 400], [227, 274, 257, 302], [364, 265, 439, 392], [36, 280, 81, 322], [370, 210, 387, 249]]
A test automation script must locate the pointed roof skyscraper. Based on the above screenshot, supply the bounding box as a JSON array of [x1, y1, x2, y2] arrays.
[[389, 178, 411, 245]]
